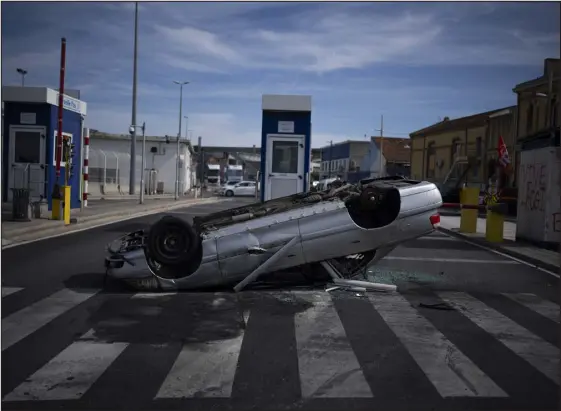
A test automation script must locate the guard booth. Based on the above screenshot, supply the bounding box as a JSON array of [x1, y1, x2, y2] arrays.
[[260, 94, 312, 202], [2, 86, 87, 210]]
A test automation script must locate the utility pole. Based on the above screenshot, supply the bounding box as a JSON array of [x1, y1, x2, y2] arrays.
[[198, 136, 204, 195], [184, 116, 189, 141], [328, 140, 333, 178], [129, 1, 139, 195], [174, 81, 189, 200], [379, 115, 384, 177]]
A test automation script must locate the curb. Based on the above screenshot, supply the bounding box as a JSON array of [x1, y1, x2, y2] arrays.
[[438, 227, 559, 274], [2, 198, 221, 249]]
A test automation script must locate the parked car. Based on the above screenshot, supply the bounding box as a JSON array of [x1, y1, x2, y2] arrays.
[[222, 180, 257, 197], [216, 181, 238, 195], [105, 176, 443, 292]]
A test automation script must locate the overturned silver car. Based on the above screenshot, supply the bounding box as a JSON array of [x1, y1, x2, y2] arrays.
[[105, 176, 443, 292]]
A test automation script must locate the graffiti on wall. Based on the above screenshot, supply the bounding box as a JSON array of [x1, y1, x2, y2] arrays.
[[519, 163, 547, 212]]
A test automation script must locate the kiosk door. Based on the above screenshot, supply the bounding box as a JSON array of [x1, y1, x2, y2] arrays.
[[265, 134, 305, 201], [8, 126, 46, 201]]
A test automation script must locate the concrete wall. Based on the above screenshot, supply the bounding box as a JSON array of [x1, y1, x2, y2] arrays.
[[88, 137, 193, 197], [516, 146, 561, 245]]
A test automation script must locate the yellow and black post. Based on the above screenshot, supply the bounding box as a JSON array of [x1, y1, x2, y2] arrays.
[[62, 136, 72, 225], [459, 186, 479, 233], [485, 191, 505, 242]]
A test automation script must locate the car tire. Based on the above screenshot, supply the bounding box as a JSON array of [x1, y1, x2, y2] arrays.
[[225, 190, 234, 197], [146, 215, 199, 266]]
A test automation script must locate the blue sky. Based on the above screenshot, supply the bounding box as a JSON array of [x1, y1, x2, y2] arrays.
[[2, 1, 559, 148]]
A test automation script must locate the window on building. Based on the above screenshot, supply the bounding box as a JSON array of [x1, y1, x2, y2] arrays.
[[551, 98, 558, 127], [526, 103, 534, 134], [450, 138, 461, 178], [473, 137, 482, 178], [426, 142, 436, 179]]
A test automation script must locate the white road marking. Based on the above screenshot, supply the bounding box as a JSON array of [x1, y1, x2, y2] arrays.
[[438, 230, 560, 279], [2, 287, 23, 298], [503, 293, 560, 324], [368, 293, 507, 398], [2, 288, 100, 351], [294, 291, 373, 398], [155, 335, 245, 398], [439, 292, 559, 385], [383, 256, 518, 264], [131, 292, 177, 299], [3, 330, 128, 401]]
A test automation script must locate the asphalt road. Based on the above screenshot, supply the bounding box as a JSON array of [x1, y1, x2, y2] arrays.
[[2, 199, 559, 411]]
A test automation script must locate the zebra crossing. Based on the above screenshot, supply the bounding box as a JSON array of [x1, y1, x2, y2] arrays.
[[2, 284, 559, 408]]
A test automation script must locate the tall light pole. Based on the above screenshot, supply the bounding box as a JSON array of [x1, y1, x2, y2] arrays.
[[16, 68, 27, 87], [129, 122, 146, 204], [129, 2, 139, 195], [173, 81, 189, 200]]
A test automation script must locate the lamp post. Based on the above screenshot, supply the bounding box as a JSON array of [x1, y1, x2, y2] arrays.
[[16, 68, 27, 87], [129, 1, 139, 195], [129, 122, 146, 204], [173, 81, 189, 200], [184, 116, 189, 141]]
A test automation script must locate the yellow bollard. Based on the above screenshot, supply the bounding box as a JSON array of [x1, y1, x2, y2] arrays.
[[62, 185, 71, 225], [485, 203, 505, 242], [459, 187, 479, 234]]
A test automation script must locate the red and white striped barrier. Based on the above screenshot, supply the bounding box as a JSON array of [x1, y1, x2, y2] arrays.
[[83, 127, 89, 207]]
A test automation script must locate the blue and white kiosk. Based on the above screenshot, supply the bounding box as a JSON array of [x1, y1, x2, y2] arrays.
[[2, 86, 87, 210], [260, 94, 312, 202]]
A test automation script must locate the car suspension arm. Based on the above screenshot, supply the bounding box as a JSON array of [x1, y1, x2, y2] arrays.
[[233, 236, 300, 293]]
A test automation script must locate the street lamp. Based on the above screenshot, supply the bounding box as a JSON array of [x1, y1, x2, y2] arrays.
[[129, 1, 139, 195], [129, 122, 146, 204], [16, 68, 27, 87], [173, 81, 189, 200]]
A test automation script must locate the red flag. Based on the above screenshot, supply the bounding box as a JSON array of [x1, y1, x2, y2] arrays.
[[497, 136, 510, 168]]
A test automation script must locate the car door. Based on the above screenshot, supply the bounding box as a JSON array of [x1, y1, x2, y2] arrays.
[[234, 182, 249, 196]]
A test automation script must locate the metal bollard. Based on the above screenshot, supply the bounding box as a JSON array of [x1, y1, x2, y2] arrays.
[[11, 188, 31, 222], [459, 187, 479, 234], [486, 203, 507, 242]]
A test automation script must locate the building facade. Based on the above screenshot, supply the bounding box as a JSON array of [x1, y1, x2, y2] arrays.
[[409, 107, 516, 188], [319, 140, 372, 180], [88, 131, 195, 197]]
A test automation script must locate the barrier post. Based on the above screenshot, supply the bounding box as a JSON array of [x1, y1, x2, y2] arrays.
[[62, 185, 71, 225], [486, 202, 505, 242], [459, 187, 479, 233]]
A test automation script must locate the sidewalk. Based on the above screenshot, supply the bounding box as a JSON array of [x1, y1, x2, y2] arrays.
[[439, 215, 559, 274], [1, 195, 221, 248]]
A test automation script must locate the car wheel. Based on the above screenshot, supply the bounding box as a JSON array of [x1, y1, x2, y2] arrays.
[[146, 216, 199, 266], [225, 190, 234, 197]]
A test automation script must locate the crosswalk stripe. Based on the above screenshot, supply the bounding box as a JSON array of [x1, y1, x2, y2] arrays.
[[3, 329, 128, 401], [155, 331, 245, 398], [439, 292, 559, 385], [2, 288, 100, 352], [502, 293, 560, 324], [2, 286, 23, 298], [368, 293, 507, 398], [294, 292, 373, 398]]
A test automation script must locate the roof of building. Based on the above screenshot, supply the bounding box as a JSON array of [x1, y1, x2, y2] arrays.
[[90, 130, 195, 154], [513, 58, 560, 93], [409, 106, 515, 138], [371, 137, 411, 164]]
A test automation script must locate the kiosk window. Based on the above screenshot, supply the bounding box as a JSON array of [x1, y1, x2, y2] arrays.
[[14, 131, 41, 164], [272, 141, 298, 173]]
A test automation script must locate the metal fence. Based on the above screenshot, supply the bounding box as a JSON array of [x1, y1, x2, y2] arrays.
[[88, 148, 143, 196]]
